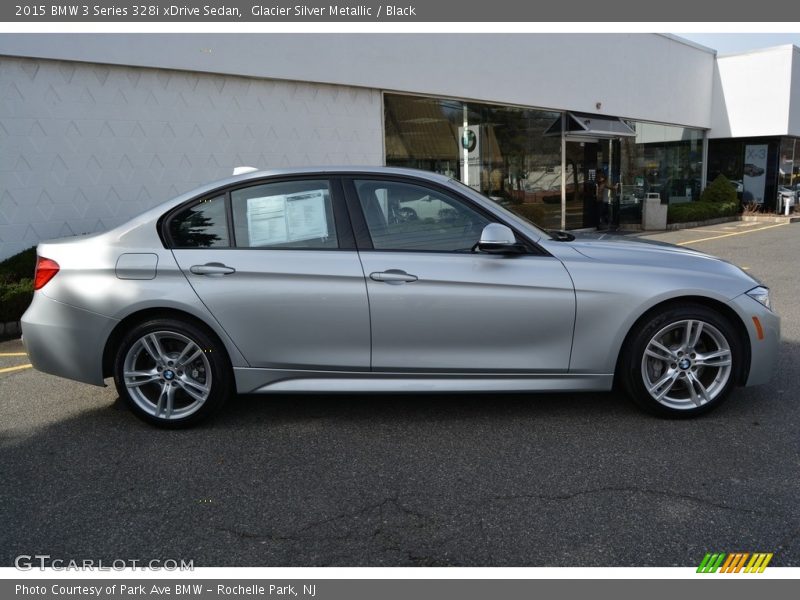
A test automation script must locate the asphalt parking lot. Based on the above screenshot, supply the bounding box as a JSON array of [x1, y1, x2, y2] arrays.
[[1, 221, 798, 567]]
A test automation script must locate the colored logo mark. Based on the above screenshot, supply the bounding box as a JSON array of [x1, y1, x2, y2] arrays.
[[697, 552, 773, 573]]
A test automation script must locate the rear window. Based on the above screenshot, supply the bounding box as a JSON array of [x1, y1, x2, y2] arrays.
[[168, 195, 229, 248]]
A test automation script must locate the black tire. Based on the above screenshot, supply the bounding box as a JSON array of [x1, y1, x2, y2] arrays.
[[620, 303, 742, 418], [113, 318, 232, 428]]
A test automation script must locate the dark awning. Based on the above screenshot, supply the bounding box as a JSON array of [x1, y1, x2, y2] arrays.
[[544, 112, 636, 138]]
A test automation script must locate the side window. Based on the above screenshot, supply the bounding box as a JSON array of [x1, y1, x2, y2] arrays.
[[354, 180, 490, 251], [169, 194, 229, 248], [231, 180, 338, 249]]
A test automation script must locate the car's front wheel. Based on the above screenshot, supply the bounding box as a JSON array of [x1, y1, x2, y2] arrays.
[[621, 304, 741, 417], [113, 318, 231, 427]]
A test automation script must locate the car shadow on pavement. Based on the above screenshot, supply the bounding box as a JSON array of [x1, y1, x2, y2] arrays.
[[215, 389, 637, 428]]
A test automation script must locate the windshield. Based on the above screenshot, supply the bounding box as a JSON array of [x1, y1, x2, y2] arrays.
[[447, 178, 553, 241]]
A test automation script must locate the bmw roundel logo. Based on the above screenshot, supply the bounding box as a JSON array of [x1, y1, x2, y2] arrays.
[[163, 370, 175, 380], [461, 129, 477, 152]]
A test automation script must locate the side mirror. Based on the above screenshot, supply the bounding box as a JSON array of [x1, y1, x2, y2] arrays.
[[477, 223, 526, 254]]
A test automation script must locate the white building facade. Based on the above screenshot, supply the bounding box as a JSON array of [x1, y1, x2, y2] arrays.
[[1, 34, 798, 259]]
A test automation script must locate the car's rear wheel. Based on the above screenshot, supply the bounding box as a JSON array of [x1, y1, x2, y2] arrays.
[[113, 318, 231, 427], [621, 304, 741, 417]]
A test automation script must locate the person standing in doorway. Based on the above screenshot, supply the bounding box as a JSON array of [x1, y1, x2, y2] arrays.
[[595, 169, 619, 231]]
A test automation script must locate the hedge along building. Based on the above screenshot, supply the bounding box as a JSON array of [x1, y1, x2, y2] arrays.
[[1, 34, 799, 260]]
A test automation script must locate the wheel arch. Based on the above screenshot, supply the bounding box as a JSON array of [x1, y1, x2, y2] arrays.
[[613, 295, 752, 387], [102, 307, 237, 379]]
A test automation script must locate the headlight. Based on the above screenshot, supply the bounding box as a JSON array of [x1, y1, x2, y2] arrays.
[[746, 286, 771, 310]]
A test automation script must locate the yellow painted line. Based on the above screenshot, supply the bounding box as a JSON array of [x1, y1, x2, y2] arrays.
[[676, 223, 788, 246], [0, 352, 28, 357], [0, 363, 32, 374]]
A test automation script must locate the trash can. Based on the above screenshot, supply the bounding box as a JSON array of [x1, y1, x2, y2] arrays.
[[642, 193, 668, 230]]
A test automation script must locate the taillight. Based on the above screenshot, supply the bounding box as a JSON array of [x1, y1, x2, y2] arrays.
[[34, 256, 59, 290]]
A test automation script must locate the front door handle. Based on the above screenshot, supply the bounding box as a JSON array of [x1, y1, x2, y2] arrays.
[[369, 269, 418, 284], [190, 262, 236, 276]]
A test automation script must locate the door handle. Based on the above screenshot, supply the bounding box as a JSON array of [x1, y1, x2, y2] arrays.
[[369, 269, 418, 284], [189, 262, 236, 276]]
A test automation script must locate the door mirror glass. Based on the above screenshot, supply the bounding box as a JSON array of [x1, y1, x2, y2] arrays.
[[478, 223, 524, 254]]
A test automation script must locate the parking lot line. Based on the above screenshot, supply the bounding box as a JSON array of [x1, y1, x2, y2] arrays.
[[0, 364, 32, 374], [676, 223, 788, 246], [0, 352, 28, 357]]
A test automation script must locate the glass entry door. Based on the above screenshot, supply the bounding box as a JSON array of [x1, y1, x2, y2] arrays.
[[564, 137, 620, 229]]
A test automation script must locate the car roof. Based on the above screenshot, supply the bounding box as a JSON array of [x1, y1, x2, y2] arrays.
[[209, 165, 454, 189]]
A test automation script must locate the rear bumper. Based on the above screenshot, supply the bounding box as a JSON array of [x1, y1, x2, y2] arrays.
[[728, 293, 780, 387], [21, 292, 118, 386]]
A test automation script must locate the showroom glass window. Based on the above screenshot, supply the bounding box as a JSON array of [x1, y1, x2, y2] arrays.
[[384, 94, 562, 229], [230, 180, 338, 249], [706, 138, 744, 184], [385, 93, 706, 229], [779, 137, 798, 189], [707, 137, 783, 211], [617, 122, 704, 224]]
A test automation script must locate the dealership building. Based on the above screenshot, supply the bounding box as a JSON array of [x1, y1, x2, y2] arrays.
[[1, 33, 799, 259]]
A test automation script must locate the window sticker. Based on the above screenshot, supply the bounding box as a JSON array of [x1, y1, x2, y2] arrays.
[[246, 189, 328, 246], [286, 190, 329, 241]]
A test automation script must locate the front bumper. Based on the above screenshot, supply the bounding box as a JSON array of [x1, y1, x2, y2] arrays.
[[728, 292, 780, 387], [21, 292, 118, 386]]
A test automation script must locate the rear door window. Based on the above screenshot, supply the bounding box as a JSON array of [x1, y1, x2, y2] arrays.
[[230, 180, 338, 249]]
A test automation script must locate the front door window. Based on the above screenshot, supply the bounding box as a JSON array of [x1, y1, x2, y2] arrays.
[[354, 179, 490, 252]]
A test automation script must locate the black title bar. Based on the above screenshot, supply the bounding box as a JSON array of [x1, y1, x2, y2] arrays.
[[4, 0, 800, 22]]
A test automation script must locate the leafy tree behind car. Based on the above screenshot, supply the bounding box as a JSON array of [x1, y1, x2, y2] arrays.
[[0, 246, 35, 325]]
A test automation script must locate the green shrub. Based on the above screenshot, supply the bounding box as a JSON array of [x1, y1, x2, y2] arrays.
[[0, 246, 37, 324], [700, 174, 738, 204], [0, 278, 34, 323], [668, 200, 739, 224], [0, 246, 36, 284]]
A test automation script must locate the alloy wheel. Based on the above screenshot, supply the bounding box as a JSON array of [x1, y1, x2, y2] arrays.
[[641, 319, 732, 410], [122, 331, 212, 420]]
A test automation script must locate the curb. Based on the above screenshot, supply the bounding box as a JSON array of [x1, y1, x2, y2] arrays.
[[740, 215, 800, 224], [665, 216, 740, 231]]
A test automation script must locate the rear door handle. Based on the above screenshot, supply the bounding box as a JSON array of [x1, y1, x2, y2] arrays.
[[190, 262, 236, 276], [369, 269, 418, 284]]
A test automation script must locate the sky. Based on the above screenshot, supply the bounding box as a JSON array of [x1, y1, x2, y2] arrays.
[[676, 33, 800, 54]]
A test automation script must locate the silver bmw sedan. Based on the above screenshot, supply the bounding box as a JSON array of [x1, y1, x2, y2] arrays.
[[21, 167, 779, 427]]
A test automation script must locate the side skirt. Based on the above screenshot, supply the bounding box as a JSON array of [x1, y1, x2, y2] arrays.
[[234, 368, 614, 394]]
